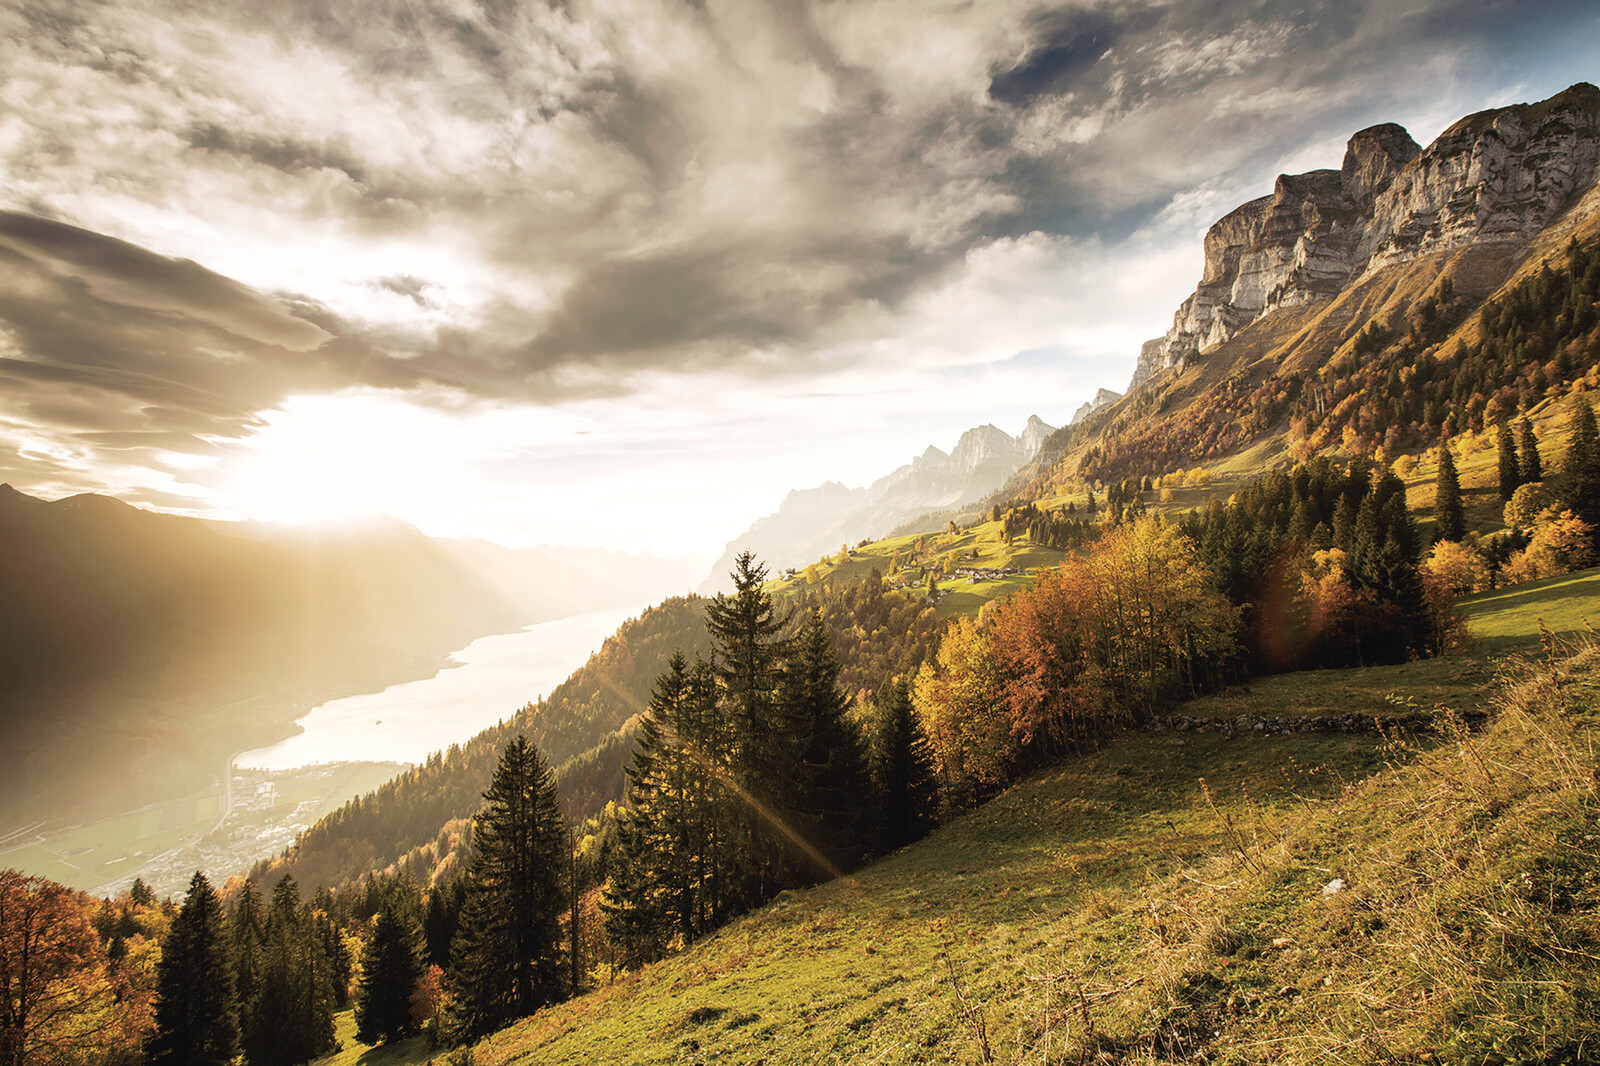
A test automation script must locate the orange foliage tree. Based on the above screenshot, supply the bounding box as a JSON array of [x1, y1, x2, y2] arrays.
[[914, 518, 1238, 804], [0, 870, 131, 1066]]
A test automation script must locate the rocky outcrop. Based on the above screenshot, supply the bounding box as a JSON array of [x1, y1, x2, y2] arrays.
[[1129, 83, 1600, 391], [1069, 387, 1123, 424], [699, 416, 1057, 592]]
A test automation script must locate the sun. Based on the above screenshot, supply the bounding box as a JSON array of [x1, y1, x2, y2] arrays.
[[214, 392, 493, 531]]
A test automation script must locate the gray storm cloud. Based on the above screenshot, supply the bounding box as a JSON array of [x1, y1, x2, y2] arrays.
[[0, 0, 1596, 495]]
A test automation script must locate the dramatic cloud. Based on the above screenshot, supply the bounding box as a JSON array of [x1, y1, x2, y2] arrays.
[[0, 0, 1596, 549]]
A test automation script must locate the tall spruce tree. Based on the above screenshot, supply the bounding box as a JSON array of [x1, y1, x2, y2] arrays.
[[1497, 421, 1521, 502], [704, 552, 791, 905], [422, 881, 465, 970], [1563, 400, 1600, 538], [872, 680, 938, 853], [355, 898, 423, 1045], [241, 875, 336, 1066], [229, 880, 264, 1060], [772, 610, 874, 881], [150, 872, 238, 1066], [447, 736, 570, 1042], [1518, 418, 1543, 484], [603, 652, 729, 958], [1434, 442, 1465, 542]]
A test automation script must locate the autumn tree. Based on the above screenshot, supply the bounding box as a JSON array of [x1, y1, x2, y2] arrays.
[[913, 614, 1008, 808], [150, 872, 238, 1066], [0, 871, 114, 1066]]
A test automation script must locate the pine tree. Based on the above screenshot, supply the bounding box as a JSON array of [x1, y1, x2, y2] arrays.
[[1518, 418, 1542, 484], [1563, 400, 1600, 537], [602, 653, 729, 958], [422, 881, 464, 970], [872, 680, 937, 853], [150, 872, 238, 1066], [355, 898, 423, 1045], [772, 610, 874, 882], [1434, 443, 1465, 542], [242, 875, 336, 1066], [447, 736, 571, 1042], [1497, 421, 1521, 502], [704, 552, 791, 905], [230, 880, 264, 1059]]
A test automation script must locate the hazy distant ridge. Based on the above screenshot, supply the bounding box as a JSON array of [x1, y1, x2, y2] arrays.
[[699, 415, 1054, 592]]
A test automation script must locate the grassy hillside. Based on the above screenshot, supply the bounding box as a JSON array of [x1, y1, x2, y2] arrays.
[[313, 562, 1599, 1066], [1460, 566, 1600, 650]]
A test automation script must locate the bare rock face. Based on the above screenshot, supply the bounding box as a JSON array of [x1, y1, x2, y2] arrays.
[[1069, 387, 1124, 424], [1128, 83, 1600, 391]]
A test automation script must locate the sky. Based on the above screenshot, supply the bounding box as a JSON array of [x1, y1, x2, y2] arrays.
[[0, 0, 1596, 561]]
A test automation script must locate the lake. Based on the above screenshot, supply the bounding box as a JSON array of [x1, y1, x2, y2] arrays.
[[237, 604, 643, 770]]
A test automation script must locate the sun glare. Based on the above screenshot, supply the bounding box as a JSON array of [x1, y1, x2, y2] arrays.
[[215, 392, 497, 530]]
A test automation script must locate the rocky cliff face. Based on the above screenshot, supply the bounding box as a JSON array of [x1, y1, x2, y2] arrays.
[[1129, 82, 1600, 390], [699, 415, 1057, 591], [1069, 388, 1123, 425]]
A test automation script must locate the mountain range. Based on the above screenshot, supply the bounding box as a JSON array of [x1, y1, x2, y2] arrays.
[[699, 415, 1060, 591]]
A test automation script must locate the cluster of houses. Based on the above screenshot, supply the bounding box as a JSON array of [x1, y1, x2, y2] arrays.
[[953, 565, 1025, 583]]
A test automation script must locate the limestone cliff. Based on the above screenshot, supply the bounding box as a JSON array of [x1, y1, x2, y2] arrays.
[[1129, 82, 1600, 391]]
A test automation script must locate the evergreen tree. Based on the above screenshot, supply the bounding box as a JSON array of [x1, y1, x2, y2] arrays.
[[704, 552, 791, 904], [242, 875, 336, 1066], [312, 903, 351, 1011], [447, 736, 571, 1042], [1563, 400, 1600, 537], [150, 872, 238, 1066], [1497, 421, 1521, 502], [230, 880, 264, 1057], [772, 610, 874, 881], [355, 898, 423, 1045], [872, 680, 937, 853], [422, 881, 465, 971], [602, 653, 729, 958], [1518, 418, 1542, 484], [1434, 443, 1465, 542]]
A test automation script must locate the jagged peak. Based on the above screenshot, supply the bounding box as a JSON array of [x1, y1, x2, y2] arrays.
[[1342, 123, 1420, 205], [955, 423, 1015, 445], [1442, 81, 1600, 140]]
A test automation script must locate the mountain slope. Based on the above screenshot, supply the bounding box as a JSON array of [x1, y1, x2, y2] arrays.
[[0, 487, 689, 825], [445, 622, 1599, 1066], [1012, 82, 1600, 492]]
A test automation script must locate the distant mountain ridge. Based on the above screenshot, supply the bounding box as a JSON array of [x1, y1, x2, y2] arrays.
[[0, 484, 699, 824], [699, 416, 1055, 592]]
